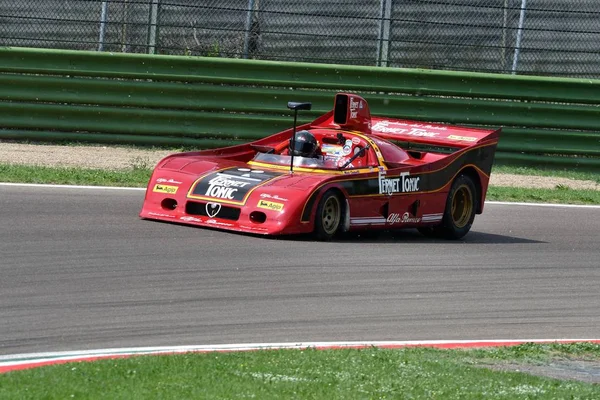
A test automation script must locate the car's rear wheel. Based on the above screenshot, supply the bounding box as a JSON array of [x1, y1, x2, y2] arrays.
[[419, 174, 478, 240], [438, 174, 478, 239], [314, 190, 343, 241]]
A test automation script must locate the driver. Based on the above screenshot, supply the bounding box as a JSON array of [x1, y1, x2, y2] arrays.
[[289, 130, 319, 158]]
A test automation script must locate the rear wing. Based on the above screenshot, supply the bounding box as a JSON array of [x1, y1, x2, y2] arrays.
[[370, 117, 500, 149]]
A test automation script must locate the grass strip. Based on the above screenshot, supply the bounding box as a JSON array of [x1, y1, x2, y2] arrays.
[[0, 164, 150, 188], [487, 186, 600, 205], [1, 343, 598, 399], [493, 165, 600, 184]]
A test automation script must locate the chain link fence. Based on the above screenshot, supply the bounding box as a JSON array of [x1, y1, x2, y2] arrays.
[[1, 0, 599, 78]]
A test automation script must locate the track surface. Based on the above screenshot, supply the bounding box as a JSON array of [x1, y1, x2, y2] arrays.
[[1, 185, 598, 356]]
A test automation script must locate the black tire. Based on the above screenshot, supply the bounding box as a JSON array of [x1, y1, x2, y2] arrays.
[[437, 174, 478, 240], [314, 190, 343, 241]]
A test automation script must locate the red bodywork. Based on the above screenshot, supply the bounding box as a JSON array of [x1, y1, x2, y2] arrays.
[[140, 93, 500, 237]]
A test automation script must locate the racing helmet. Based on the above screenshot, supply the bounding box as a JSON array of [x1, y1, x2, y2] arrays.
[[289, 130, 317, 157]]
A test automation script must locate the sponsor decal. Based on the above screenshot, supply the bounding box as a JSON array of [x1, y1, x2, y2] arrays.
[[239, 225, 269, 232], [205, 202, 221, 218], [371, 121, 441, 137], [180, 216, 202, 223], [349, 97, 360, 119], [190, 167, 283, 204], [410, 123, 447, 131], [206, 219, 233, 227], [405, 128, 439, 138], [260, 193, 288, 202], [205, 176, 249, 199], [153, 184, 178, 194], [448, 135, 477, 142], [352, 212, 438, 226], [156, 178, 183, 185], [387, 212, 421, 224], [257, 200, 284, 212], [342, 140, 353, 156], [321, 144, 344, 156], [148, 212, 175, 218], [378, 171, 420, 195]]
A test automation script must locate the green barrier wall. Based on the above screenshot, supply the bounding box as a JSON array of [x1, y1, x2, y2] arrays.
[[0, 47, 598, 170]]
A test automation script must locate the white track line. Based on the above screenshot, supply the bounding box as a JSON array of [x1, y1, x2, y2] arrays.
[[0, 182, 144, 191], [2, 182, 599, 208], [1, 339, 599, 373], [487, 201, 600, 209]]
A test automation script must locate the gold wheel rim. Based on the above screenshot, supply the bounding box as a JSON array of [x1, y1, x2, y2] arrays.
[[322, 196, 341, 234], [451, 184, 473, 229]]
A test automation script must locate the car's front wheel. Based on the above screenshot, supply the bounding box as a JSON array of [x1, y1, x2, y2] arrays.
[[314, 190, 343, 241]]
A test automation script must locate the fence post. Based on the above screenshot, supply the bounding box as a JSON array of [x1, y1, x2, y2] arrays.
[[501, 0, 508, 71], [376, 0, 392, 67], [512, 0, 528, 74], [243, 0, 257, 59], [98, 1, 109, 51], [147, 0, 160, 54]]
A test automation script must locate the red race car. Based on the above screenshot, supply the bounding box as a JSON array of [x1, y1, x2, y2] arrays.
[[140, 93, 500, 240]]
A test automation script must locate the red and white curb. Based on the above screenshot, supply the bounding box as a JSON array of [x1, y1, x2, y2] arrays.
[[1, 339, 599, 374]]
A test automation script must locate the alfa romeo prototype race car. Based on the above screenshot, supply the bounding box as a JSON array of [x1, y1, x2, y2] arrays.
[[140, 93, 500, 240]]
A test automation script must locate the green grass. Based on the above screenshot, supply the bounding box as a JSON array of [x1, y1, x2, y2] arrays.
[[492, 165, 600, 184], [1, 163, 598, 204], [488, 186, 600, 205], [1, 343, 599, 399], [0, 164, 151, 187]]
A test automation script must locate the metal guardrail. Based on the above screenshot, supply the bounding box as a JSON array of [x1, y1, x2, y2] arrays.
[[0, 47, 598, 170]]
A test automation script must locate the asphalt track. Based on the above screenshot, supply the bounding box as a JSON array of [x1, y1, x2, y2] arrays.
[[1, 184, 599, 356]]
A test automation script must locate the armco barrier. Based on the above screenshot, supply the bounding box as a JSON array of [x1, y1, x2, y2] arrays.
[[0, 47, 598, 170]]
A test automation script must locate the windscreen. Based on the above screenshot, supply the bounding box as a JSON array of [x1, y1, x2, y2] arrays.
[[253, 153, 339, 170]]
